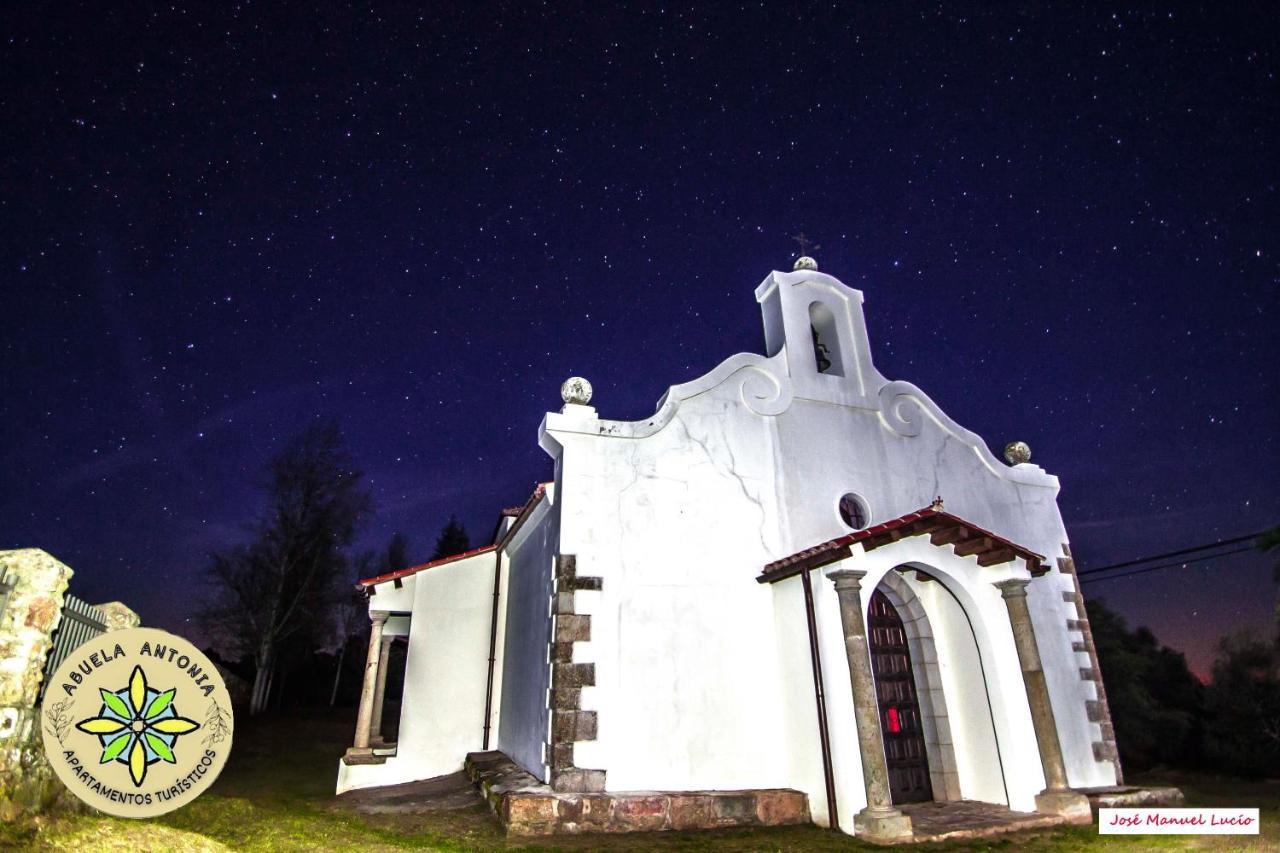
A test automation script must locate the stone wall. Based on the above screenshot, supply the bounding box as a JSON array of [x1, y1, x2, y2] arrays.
[[1056, 546, 1123, 784], [0, 549, 139, 820], [547, 554, 605, 792]]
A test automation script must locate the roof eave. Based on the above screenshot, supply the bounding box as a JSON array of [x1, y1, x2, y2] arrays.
[[757, 506, 1046, 584]]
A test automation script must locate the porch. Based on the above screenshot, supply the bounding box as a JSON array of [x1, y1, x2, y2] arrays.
[[897, 800, 1068, 843]]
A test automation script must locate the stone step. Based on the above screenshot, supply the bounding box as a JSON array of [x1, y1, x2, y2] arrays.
[[1078, 785, 1186, 814], [335, 771, 483, 814], [898, 800, 1070, 844]]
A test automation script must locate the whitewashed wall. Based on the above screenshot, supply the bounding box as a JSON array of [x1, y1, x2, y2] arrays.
[[547, 385, 792, 792], [366, 576, 415, 613], [540, 267, 1116, 809], [771, 576, 833, 826], [496, 493, 558, 780], [336, 550, 496, 793]]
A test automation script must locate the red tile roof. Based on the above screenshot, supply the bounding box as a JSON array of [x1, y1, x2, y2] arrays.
[[358, 481, 551, 589], [757, 504, 1046, 584], [503, 482, 548, 524], [358, 544, 498, 588]]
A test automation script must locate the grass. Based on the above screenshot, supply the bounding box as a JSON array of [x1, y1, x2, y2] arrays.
[[4, 709, 1277, 851]]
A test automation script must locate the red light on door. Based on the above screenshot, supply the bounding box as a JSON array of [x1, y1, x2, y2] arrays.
[[887, 707, 901, 733]]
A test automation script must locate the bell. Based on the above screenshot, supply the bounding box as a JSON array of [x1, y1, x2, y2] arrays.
[[812, 327, 832, 373]]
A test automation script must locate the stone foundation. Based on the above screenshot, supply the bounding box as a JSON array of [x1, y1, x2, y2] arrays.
[[465, 750, 809, 835]]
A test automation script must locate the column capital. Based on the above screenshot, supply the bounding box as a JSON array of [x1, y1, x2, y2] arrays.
[[827, 568, 867, 592], [994, 578, 1031, 599], [370, 610, 391, 625]]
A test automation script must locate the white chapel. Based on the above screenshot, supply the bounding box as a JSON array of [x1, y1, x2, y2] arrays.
[[334, 259, 1130, 841]]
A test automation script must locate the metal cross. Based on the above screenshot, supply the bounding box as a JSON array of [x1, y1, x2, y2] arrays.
[[790, 232, 820, 255]]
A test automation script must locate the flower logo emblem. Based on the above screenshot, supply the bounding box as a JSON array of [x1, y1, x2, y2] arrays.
[[74, 664, 201, 787]]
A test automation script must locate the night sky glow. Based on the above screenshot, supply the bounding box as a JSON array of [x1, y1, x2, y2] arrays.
[[2, 4, 1276, 677]]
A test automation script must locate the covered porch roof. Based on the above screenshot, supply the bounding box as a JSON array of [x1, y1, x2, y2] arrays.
[[357, 481, 551, 590], [756, 502, 1047, 585], [358, 544, 498, 589]]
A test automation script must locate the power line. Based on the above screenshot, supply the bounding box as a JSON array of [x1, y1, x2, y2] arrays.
[[1078, 544, 1256, 584], [1075, 531, 1264, 577]]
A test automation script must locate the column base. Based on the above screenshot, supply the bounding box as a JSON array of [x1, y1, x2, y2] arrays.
[[854, 807, 914, 841], [1035, 790, 1092, 824], [342, 747, 387, 766]]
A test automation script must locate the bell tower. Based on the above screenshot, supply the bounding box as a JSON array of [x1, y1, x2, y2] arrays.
[[754, 256, 881, 408]]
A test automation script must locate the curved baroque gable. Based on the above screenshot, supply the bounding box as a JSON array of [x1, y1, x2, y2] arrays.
[[542, 268, 1056, 489]]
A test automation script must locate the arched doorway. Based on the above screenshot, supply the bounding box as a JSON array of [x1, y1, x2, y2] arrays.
[[868, 590, 933, 803], [870, 564, 1009, 807]]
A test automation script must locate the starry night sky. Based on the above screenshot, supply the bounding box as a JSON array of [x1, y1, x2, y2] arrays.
[[2, 3, 1276, 676]]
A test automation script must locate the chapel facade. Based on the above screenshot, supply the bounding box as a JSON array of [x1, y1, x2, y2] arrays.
[[334, 260, 1125, 840]]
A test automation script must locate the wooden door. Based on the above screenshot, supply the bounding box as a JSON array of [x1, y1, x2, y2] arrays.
[[868, 590, 933, 804]]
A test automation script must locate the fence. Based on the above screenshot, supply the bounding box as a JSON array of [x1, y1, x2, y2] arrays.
[[38, 594, 108, 701]]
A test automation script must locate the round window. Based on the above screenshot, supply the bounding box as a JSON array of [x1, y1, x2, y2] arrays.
[[839, 493, 869, 530]]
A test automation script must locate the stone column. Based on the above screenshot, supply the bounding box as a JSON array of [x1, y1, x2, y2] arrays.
[[0, 549, 74, 821], [369, 635, 394, 745], [994, 579, 1090, 822], [93, 601, 140, 632], [828, 569, 912, 841], [343, 610, 389, 765]]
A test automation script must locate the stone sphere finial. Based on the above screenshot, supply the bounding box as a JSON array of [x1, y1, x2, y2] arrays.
[[793, 255, 818, 271], [560, 377, 593, 405], [1003, 440, 1032, 465]]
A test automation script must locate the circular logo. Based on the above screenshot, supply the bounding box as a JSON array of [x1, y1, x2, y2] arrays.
[[40, 627, 234, 817]]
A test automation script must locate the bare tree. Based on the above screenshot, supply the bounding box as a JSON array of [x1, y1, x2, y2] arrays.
[[327, 533, 411, 706], [200, 420, 370, 715], [328, 552, 373, 707]]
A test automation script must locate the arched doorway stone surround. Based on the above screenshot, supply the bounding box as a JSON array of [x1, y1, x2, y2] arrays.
[[812, 535, 1048, 834], [873, 569, 962, 802]]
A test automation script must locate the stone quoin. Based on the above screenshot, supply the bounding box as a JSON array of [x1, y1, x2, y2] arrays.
[[335, 263, 1136, 841]]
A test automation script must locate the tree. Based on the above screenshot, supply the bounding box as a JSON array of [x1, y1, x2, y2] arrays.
[[329, 551, 374, 707], [1086, 597, 1204, 771], [1203, 631, 1280, 777], [200, 420, 370, 715], [386, 531, 411, 573], [1257, 525, 1280, 625], [431, 515, 471, 560], [328, 535, 409, 707]]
